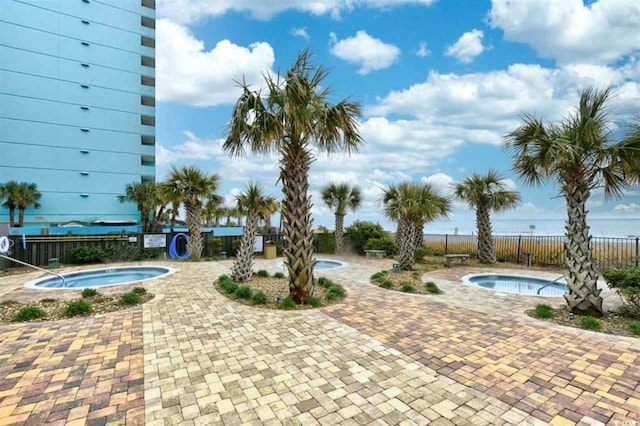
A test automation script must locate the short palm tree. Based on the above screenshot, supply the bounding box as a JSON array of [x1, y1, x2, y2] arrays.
[[159, 182, 182, 232], [321, 183, 362, 253], [232, 182, 279, 282], [224, 50, 362, 304], [1, 181, 21, 227], [259, 198, 280, 231], [504, 86, 640, 316], [14, 182, 42, 227], [165, 165, 221, 261], [382, 182, 450, 270], [453, 170, 521, 263], [118, 182, 162, 232]]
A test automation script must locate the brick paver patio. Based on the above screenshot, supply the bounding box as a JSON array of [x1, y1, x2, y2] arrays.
[[0, 258, 638, 425]]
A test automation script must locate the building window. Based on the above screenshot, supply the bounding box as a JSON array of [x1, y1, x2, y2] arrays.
[[141, 16, 156, 29], [141, 96, 155, 107], [141, 115, 155, 126], [141, 0, 156, 10], [141, 56, 155, 68], [141, 76, 155, 87], [141, 135, 155, 145], [141, 156, 155, 166], [141, 36, 155, 49], [141, 176, 155, 183]]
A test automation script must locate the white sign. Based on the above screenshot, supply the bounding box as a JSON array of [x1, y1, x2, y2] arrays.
[[0, 237, 9, 254], [143, 234, 166, 248], [254, 235, 264, 253]]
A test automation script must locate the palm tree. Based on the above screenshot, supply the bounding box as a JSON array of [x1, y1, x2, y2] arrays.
[[223, 205, 238, 226], [382, 182, 450, 270], [165, 165, 221, 261], [118, 182, 162, 232], [1, 181, 20, 227], [224, 50, 362, 304], [259, 198, 280, 231], [159, 182, 182, 233], [232, 182, 279, 282], [504, 86, 640, 316], [14, 182, 42, 227], [453, 170, 521, 263], [321, 182, 362, 253]]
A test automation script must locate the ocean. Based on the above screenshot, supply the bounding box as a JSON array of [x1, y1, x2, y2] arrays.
[[423, 217, 640, 238]]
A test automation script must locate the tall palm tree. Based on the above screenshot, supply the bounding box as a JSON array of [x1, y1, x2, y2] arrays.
[[223, 205, 238, 226], [1, 181, 20, 227], [321, 182, 362, 253], [259, 198, 280, 231], [232, 182, 279, 282], [165, 165, 221, 261], [453, 170, 521, 263], [504, 86, 640, 316], [382, 182, 450, 270], [224, 50, 362, 304], [159, 182, 182, 233], [118, 182, 162, 232], [15, 182, 42, 227]]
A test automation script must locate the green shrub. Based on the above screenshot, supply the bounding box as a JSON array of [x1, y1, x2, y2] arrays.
[[414, 246, 439, 261], [137, 248, 164, 260], [256, 270, 270, 278], [70, 246, 106, 265], [629, 321, 640, 336], [326, 284, 346, 301], [411, 271, 420, 279], [218, 274, 232, 284], [580, 316, 601, 330], [13, 306, 46, 322], [65, 300, 93, 317], [120, 292, 142, 306], [278, 296, 296, 310], [231, 239, 242, 256], [235, 286, 253, 299], [602, 268, 640, 316], [103, 244, 140, 262], [344, 221, 387, 255], [252, 291, 268, 305], [364, 237, 398, 256], [425, 281, 442, 295], [315, 232, 336, 254], [370, 271, 388, 282], [534, 304, 554, 319], [309, 296, 322, 308], [401, 283, 416, 293], [209, 238, 223, 256], [81, 288, 99, 298], [222, 281, 238, 294], [317, 277, 333, 288], [273, 272, 285, 279], [132, 287, 147, 295], [40, 298, 56, 304], [379, 279, 394, 289]]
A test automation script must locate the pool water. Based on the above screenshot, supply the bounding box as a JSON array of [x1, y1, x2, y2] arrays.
[[26, 266, 174, 289], [276, 259, 345, 271], [463, 274, 568, 296]]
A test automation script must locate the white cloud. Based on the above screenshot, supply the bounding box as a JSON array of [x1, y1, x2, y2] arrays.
[[158, 0, 436, 23], [416, 41, 430, 57], [488, 0, 640, 65], [613, 203, 640, 213], [421, 173, 455, 196], [156, 19, 275, 107], [500, 178, 517, 192], [291, 27, 310, 40], [445, 29, 485, 64], [515, 202, 545, 214], [329, 31, 401, 74]]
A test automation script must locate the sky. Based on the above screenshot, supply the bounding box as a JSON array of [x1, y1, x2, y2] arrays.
[[154, 0, 640, 234]]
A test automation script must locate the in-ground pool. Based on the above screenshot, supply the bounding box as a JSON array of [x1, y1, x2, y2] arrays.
[[276, 259, 346, 271], [462, 273, 568, 297], [25, 266, 176, 290]]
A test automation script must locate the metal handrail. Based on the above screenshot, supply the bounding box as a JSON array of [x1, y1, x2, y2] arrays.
[[0, 255, 67, 286], [536, 272, 567, 295]]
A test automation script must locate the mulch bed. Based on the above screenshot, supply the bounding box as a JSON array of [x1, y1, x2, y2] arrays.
[[369, 263, 444, 295], [525, 306, 640, 338], [0, 292, 154, 325]]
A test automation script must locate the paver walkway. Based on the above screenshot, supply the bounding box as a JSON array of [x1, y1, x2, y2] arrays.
[[0, 258, 638, 425]]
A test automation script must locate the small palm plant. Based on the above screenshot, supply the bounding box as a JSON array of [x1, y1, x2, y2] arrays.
[[1, 181, 20, 227], [504, 86, 640, 316], [382, 182, 450, 270], [224, 50, 363, 304], [15, 182, 42, 227], [118, 182, 164, 232], [165, 165, 221, 261], [453, 170, 521, 263], [321, 182, 362, 253], [232, 182, 278, 282]]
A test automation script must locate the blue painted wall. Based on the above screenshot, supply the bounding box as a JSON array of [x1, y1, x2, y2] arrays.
[[0, 0, 156, 225]]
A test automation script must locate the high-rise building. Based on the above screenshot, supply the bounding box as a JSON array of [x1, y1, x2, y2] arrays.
[[0, 0, 156, 226]]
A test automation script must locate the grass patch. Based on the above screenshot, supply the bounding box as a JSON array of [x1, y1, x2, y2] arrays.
[[120, 292, 142, 306], [65, 300, 93, 317], [534, 304, 554, 319], [317, 277, 333, 288], [256, 269, 270, 277], [401, 283, 416, 293], [370, 271, 388, 281], [424, 281, 442, 295], [309, 296, 322, 308], [252, 291, 268, 305], [132, 287, 147, 295], [235, 286, 253, 300], [0, 300, 19, 306], [580, 316, 601, 331], [13, 306, 46, 322], [273, 272, 285, 279], [629, 321, 640, 336], [326, 284, 346, 301], [40, 298, 57, 304], [278, 296, 296, 310], [81, 288, 99, 298]]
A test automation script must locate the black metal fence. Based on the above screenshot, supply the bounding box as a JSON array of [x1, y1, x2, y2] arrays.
[[423, 234, 640, 270]]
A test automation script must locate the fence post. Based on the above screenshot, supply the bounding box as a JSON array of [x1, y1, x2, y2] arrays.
[[636, 238, 639, 268], [444, 234, 448, 255], [516, 235, 522, 264]]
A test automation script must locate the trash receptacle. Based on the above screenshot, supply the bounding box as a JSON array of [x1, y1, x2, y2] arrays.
[[264, 241, 277, 259], [48, 258, 60, 269]]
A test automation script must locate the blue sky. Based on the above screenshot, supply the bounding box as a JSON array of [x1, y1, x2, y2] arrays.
[[155, 0, 640, 232]]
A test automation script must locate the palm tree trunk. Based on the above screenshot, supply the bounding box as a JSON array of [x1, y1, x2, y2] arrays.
[[281, 145, 314, 304], [8, 206, 15, 228], [414, 221, 424, 248], [476, 204, 496, 263], [18, 208, 25, 227], [563, 187, 603, 316], [186, 204, 203, 261], [170, 204, 178, 233], [335, 214, 345, 253], [398, 220, 417, 270], [232, 212, 258, 282]]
